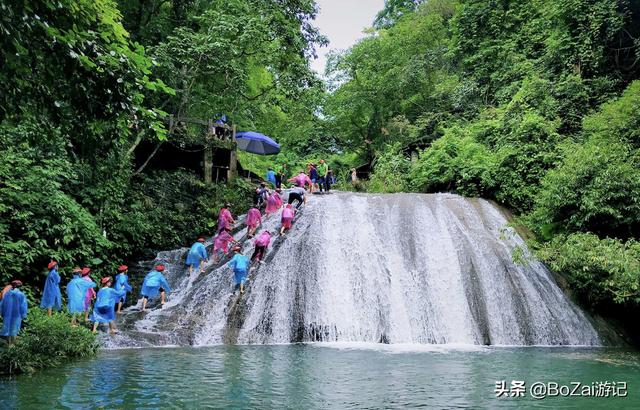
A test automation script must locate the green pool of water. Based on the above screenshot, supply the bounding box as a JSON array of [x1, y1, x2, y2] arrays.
[[2, 344, 639, 409]]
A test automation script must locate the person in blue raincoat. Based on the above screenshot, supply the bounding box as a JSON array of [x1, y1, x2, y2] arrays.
[[140, 265, 171, 311], [91, 277, 126, 334], [1, 280, 28, 344], [115, 265, 133, 314], [228, 246, 250, 294], [40, 260, 62, 316], [186, 237, 208, 275], [266, 168, 276, 186], [67, 268, 96, 326]]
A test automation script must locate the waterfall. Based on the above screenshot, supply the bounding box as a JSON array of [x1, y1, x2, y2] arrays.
[[110, 192, 600, 347]]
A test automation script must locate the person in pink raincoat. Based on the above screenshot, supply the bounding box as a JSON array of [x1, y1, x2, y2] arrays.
[[274, 188, 283, 207], [251, 231, 272, 264], [280, 204, 296, 236], [287, 171, 312, 190], [81, 267, 96, 322], [217, 203, 235, 233], [265, 191, 281, 215], [245, 208, 262, 238], [212, 228, 237, 263]]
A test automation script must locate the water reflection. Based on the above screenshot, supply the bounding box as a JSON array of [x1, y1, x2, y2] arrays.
[[1, 345, 639, 409]]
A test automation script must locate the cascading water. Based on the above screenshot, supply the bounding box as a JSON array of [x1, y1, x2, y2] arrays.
[[110, 192, 600, 348]]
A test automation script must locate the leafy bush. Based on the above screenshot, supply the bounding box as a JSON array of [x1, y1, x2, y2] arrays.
[[531, 81, 640, 240], [531, 139, 640, 239], [410, 127, 497, 197], [367, 144, 411, 193], [536, 233, 640, 306], [0, 309, 98, 375]]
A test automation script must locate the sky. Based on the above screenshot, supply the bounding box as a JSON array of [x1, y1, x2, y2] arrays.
[[310, 0, 385, 75]]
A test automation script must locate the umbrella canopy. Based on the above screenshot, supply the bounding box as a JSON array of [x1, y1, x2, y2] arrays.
[[235, 131, 280, 155]]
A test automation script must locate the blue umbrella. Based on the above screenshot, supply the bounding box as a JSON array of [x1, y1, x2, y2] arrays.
[[235, 131, 280, 155]]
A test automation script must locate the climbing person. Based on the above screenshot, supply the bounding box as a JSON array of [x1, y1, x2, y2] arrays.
[[40, 260, 62, 316], [308, 163, 318, 193], [67, 268, 96, 326], [81, 267, 96, 322], [246, 207, 262, 238], [140, 264, 171, 311], [265, 190, 281, 215], [317, 159, 328, 193], [280, 204, 296, 236], [114, 265, 133, 314], [186, 237, 208, 275], [288, 184, 305, 208], [288, 170, 312, 190], [255, 183, 269, 208], [228, 246, 250, 294], [91, 277, 126, 334], [251, 231, 272, 264], [0, 280, 28, 344], [213, 228, 237, 263], [217, 203, 235, 233], [266, 168, 276, 187]]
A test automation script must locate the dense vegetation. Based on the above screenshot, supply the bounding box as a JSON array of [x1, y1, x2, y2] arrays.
[[0, 309, 98, 375], [0, 0, 323, 290], [325, 0, 640, 329]]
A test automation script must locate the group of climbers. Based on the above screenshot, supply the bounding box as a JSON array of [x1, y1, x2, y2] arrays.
[[1, 160, 328, 339], [1, 259, 172, 339]]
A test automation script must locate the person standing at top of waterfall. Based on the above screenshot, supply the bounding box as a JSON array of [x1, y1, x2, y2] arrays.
[[186, 237, 208, 275], [266, 168, 276, 187], [217, 203, 235, 233], [251, 231, 272, 264], [308, 163, 319, 193], [40, 260, 62, 316], [67, 268, 96, 326], [114, 265, 133, 314], [280, 204, 296, 236], [228, 246, 251, 294], [81, 267, 96, 322], [91, 277, 126, 334], [1, 280, 28, 344], [288, 185, 306, 208], [140, 264, 171, 311], [316, 159, 328, 193], [265, 189, 281, 215], [212, 228, 237, 263], [245, 207, 262, 238]]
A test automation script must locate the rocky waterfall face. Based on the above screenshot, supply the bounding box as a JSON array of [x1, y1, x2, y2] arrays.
[[107, 193, 600, 348]]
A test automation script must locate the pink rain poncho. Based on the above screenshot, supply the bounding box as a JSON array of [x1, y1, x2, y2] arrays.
[[246, 208, 262, 229], [281, 206, 295, 229], [217, 208, 234, 233], [213, 231, 235, 254], [290, 172, 311, 188], [82, 276, 96, 311], [254, 231, 272, 247], [265, 193, 280, 215]]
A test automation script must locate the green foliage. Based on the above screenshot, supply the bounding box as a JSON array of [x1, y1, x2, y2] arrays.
[[111, 170, 254, 258], [531, 81, 640, 240], [536, 233, 640, 306], [410, 126, 496, 197], [0, 309, 98, 375], [367, 144, 411, 193]]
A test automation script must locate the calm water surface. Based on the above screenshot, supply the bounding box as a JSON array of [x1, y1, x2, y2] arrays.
[[1, 344, 639, 409]]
